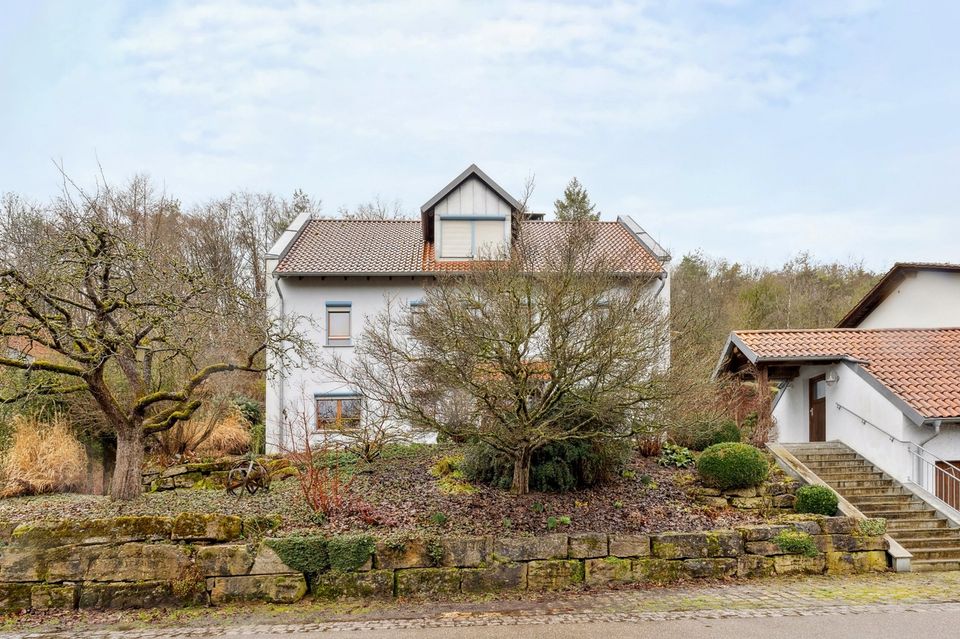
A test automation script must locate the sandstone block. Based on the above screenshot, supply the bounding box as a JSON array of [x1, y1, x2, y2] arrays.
[[820, 517, 857, 534], [730, 497, 764, 509], [440, 536, 488, 567], [172, 513, 243, 542], [608, 534, 651, 558], [0, 583, 32, 613], [197, 544, 254, 577], [737, 555, 775, 578], [78, 581, 181, 609], [30, 584, 78, 610], [738, 525, 792, 543], [682, 558, 737, 579], [772, 554, 826, 576], [651, 531, 743, 559], [461, 563, 526, 593], [632, 558, 683, 584], [395, 568, 461, 597], [568, 533, 608, 559], [527, 559, 584, 590], [312, 570, 394, 600], [494, 535, 568, 562], [585, 557, 632, 586], [0, 549, 43, 581], [207, 573, 307, 604], [375, 539, 436, 570], [11, 516, 173, 548]]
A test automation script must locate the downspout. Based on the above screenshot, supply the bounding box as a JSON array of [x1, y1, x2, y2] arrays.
[[919, 419, 943, 447], [273, 273, 286, 452], [653, 271, 667, 296]]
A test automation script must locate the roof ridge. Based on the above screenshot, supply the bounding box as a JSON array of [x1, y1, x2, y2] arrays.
[[735, 327, 960, 334]]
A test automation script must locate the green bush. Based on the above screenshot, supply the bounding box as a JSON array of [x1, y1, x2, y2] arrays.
[[795, 485, 839, 516], [696, 442, 768, 489], [657, 443, 695, 468], [462, 437, 630, 492], [326, 534, 376, 572], [773, 529, 818, 557], [672, 418, 741, 451], [265, 536, 328, 574]]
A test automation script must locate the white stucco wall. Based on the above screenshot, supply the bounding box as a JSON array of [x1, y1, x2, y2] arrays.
[[266, 269, 669, 452], [857, 270, 960, 329], [771, 361, 957, 484]]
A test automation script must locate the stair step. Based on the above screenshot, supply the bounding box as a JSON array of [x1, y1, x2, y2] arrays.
[[886, 518, 949, 530], [857, 501, 930, 512], [900, 537, 960, 550], [804, 462, 872, 471], [847, 493, 917, 504], [906, 547, 960, 560], [794, 453, 861, 462], [828, 479, 895, 489], [868, 509, 940, 520], [840, 487, 910, 497], [893, 529, 960, 541], [911, 559, 960, 572], [815, 471, 887, 481]]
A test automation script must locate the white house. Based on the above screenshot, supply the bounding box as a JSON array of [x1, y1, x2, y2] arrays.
[[715, 262, 960, 504], [265, 165, 671, 452]]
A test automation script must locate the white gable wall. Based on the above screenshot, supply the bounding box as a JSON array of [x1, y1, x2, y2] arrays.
[[858, 270, 960, 329], [434, 177, 511, 259]]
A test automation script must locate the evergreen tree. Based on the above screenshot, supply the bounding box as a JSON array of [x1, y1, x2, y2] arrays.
[[553, 177, 599, 221]]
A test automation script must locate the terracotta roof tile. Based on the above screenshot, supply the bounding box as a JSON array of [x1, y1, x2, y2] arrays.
[[276, 219, 663, 275], [734, 328, 960, 419]]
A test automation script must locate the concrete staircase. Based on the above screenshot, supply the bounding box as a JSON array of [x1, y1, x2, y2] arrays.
[[786, 442, 960, 572]]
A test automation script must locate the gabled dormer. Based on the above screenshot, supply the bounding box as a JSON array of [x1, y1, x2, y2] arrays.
[[420, 164, 520, 260]]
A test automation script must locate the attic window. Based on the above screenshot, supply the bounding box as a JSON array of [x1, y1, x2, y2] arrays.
[[439, 218, 506, 259]]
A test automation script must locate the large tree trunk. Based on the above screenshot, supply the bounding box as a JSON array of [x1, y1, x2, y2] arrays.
[[110, 427, 144, 500], [511, 447, 533, 495]]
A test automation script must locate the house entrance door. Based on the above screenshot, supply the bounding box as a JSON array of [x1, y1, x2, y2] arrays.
[[808, 375, 826, 442]]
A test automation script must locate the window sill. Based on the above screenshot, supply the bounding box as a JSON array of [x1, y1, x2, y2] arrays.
[[324, 341, 353, 348]]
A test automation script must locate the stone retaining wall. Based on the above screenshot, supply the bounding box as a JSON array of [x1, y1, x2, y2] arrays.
[[0, 513, 887, 612]]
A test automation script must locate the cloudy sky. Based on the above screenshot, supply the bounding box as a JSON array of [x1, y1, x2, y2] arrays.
[[1, 1, 958, 268]]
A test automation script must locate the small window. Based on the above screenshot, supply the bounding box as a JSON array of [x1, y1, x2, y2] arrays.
[[326, 303, 351, 346], [814, 379, 827, 400], [316, 396, 361, 431]]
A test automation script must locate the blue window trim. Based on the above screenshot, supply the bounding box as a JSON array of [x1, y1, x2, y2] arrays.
[[438, 215, 506, 221], [409, 299, 426, 307], [314, 391, 361, 399], [325, 301, 352, 307]]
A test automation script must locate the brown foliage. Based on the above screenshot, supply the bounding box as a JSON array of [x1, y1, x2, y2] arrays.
[[1, 415, 87, 497]]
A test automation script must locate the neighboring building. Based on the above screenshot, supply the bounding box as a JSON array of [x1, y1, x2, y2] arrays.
[[715, 263, 960, 505], [265, 165, 670, 452]]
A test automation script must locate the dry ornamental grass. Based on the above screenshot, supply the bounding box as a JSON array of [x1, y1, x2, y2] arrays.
[[1, 415, 87, 497]]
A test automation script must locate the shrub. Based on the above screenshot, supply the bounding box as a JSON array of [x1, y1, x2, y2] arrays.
[[1, 415, 87, 497], [250, 421, 266, 456], [673, 418, 741, 451], [795, 485, 839, 516], [462, 437, 630, 492], [265, 535, 329, 573], [773, 529, 818, 557], [326, 534, 376, 572], [696, 442, 768, 489], [657, 443, 695, 469]]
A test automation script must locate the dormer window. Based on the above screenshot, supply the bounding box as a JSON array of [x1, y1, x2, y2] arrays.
[[439, 217, 507, 259], [420, 165, 523, 262]]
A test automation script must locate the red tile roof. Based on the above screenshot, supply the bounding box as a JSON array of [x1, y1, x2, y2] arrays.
[[732, 328, 960, 419], [275, 219, 664, 275]]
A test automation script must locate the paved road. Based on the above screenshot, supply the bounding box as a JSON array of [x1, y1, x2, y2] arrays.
[[10, 603, 960, 638], [8, 572, 960, 638]]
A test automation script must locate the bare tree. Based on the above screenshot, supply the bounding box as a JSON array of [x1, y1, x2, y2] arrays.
[[327, 224, 672, 494], [336, 196, 409, 220], [0, 177, 310, 499]]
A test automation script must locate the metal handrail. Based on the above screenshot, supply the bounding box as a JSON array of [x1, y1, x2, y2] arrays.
[[834, 402, 912, 444], [909, 446, 960, 516]]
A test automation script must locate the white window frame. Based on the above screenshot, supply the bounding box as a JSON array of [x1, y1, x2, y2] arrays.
[[325, 302, 352, 347]]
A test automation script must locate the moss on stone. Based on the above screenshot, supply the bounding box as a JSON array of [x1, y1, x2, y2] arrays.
[[265, 536, 329, 574], [327, 535, 376, 572]]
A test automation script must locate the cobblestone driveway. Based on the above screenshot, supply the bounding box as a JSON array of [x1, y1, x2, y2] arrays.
[[7, 571, 960, 638]]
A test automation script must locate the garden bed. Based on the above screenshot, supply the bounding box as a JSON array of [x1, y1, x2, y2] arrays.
[[0, 444, 776, 537]]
